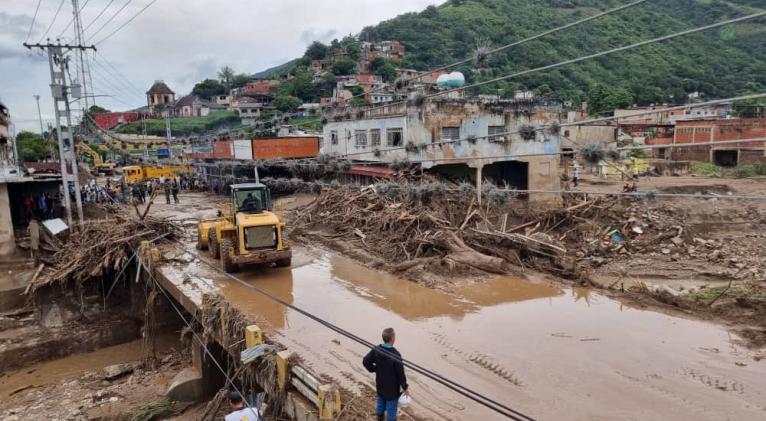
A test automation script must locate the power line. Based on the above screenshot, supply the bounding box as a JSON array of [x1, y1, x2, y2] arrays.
[[162, 238, 535, 420], [83, 0, 117, 33], [25, 0, 43, 42], [93, 50, 144, 94], [335, 92, 766, 159], [126, 242, 260, 419], [89, 57, 144, 101], [89, 61, 142, 102], [57, 0, 92, 38], [85, 0, 134, 41], [346, 0, 649, 103], [426, 10, 766, 100], [38, 0, 67, 42], [355, 10, 766, 116], [94, 0, 159, 45]]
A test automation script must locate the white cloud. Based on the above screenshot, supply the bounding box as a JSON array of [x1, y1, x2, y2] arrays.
[[0, 0, 435, 132]]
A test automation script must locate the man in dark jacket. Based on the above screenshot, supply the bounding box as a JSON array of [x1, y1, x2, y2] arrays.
[[363, 328, 409, 421]]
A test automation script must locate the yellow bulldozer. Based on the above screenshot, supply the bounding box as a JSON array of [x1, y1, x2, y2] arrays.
[[196, 183, 291, 273]]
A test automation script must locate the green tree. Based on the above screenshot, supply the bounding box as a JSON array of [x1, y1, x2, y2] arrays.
[[218, 66, 235, 91], [291, 68, 318, 101], [346, 42, 363, 61], [16, 131, 50, 162], [232, 74, 251, 89], [331, 58, 357, 76], [88, 105, 110, 114], [192, 79, 226, 100], [371, 57, 397, 82], [305, 41, 329, 60], [274, 95, 302, 113], [533, 84, 553, 98]]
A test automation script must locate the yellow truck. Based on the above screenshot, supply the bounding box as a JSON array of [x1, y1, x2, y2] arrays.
[[197, 183, 291, 273], [122, 165, 193, 183]]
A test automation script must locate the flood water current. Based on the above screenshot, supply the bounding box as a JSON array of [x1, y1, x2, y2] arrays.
[[218, 249, 766, 421]]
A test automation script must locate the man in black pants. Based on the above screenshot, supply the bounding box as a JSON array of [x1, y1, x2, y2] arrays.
[[363, 328, 410, 421]]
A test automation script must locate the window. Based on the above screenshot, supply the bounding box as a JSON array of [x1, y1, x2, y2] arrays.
[[370, 129, 381, 147], [387, 128, 403, 146], [488, 126, 506, 142], [331, 130, 338, 145], [355, 130, 368, 147], [564, 130, 570, 138], [441, 127, 460, 141]]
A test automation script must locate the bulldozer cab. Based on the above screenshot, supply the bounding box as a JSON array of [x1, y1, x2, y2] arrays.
[[232, 184, 272, 214]]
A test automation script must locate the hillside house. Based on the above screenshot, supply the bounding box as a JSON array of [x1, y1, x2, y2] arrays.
[[146, 80, 176, 111], [322, 98, 563, 202]]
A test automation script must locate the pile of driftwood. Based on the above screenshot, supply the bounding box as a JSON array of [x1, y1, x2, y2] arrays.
[[27, 208, 181, 293], [291, 185, 592, 285]]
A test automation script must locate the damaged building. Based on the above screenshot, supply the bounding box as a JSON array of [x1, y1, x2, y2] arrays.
[[321, 98, 563, 201]]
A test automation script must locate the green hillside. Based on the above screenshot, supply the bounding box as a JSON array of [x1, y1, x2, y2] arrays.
[[354, 0, 765, 111]]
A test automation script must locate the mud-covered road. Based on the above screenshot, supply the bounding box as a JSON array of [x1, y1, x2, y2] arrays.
[[158, 193, 766, 420]]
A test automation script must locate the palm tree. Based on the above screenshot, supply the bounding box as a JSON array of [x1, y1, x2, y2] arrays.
[[218, 66, 235, 91]]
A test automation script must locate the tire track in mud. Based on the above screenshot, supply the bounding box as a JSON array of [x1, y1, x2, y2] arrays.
[[681, 368, 745, 394], [616, 369, 751, 421], [431, 333, 523, 386]]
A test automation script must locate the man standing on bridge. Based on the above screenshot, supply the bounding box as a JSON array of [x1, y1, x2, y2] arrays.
[[225, 391, 259, 421], [363, 327, 410, 421]]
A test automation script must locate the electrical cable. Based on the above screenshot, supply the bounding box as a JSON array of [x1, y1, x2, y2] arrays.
[[25, 0, 44, 42], [335, 92, 766, 158], [89, 57, 145, 102], [138, 253, 261, 419], [57, 0, 92, 38], [159, 237, 535, 420], [85, 0, 133, 42], [344, 0, 648, 103], [93, 0, 159, 45], [426, 10, 766, 100], [94, 50, 144, 93], [38, 0, 67, 42], [356, 10, 766, 116], [83, 0, 117, 33]]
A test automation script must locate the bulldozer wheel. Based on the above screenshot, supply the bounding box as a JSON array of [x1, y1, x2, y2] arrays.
[[275, 257, 292, 268], [220, 238, 237, 273], [196, 228, 207, 250], [208, 228, 219, 259]]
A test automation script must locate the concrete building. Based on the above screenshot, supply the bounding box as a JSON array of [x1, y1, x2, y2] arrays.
[[671, 118, 766, 165], [322, 98, 563, 201], [146, 80, 176, 111], [232, 103, 264, 126]]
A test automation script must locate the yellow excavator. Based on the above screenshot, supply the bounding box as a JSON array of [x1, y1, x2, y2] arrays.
[[197, 183, 291, 273], [76, 142, 116, 175]]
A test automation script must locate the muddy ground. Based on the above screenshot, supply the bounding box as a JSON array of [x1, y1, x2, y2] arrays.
[[1, 174, 765, 420], [289, 175, 766, 350]]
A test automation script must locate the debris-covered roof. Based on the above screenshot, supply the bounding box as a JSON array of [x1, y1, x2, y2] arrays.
[[146, 80, 175, 95]]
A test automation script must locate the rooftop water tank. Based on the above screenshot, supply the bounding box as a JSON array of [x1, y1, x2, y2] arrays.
[[436, 72, 465, 88]]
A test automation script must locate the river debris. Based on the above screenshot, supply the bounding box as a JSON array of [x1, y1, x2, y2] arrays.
[[290, 184, 587, 288], [27, 208, 181, 294]]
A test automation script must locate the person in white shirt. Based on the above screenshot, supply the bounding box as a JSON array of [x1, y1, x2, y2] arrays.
[[225, 391, 260, 421]]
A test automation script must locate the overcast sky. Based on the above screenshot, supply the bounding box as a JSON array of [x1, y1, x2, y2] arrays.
[[0, 0, 436, 133]]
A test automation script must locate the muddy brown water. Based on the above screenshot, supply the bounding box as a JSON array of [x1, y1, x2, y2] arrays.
[[154, 194, 766, 420], [0, 330, 180, 399], [214, 250, 766, 421]]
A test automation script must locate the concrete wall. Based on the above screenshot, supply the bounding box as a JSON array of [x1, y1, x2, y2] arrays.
[[0, 183, 15, 255], [562, 125, 617, 149], [322, 99, 562, 200]]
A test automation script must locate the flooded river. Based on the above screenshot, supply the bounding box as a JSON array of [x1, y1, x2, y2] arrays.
[[0, 331, 180, 399], [215, 249, 766, 421], [151, 194, 765, 420]]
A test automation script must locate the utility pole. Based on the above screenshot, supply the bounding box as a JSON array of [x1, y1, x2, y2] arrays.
[[71, 0, 94, 137], [165, 110, 172, 158], [33, 94, 45, 135], [24, 40, 95, 227]]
